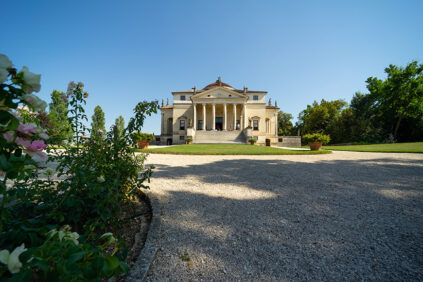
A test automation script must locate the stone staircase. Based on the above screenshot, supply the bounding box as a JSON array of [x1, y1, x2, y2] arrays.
[[193, 130, 246, 144]]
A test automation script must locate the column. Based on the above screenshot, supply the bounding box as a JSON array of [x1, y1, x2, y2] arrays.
[[202, 103, 206, 130], [243, 103, 246, 129], [193, 103, 197, 130], [212, 103, 216, 130], [233, 103, 237, 130], [223, 103, 227, 130], [275, 112, 278, 136]]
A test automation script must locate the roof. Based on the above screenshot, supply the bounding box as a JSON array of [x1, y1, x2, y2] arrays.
[[266, 106, 279, 109], [160, 105, 173, 109]]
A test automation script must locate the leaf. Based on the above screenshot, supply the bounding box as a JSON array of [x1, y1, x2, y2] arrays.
[[103, 255, 120, 271], [68, 251, 85, 264]]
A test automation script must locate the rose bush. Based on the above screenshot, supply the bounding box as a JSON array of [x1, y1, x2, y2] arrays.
[[1, 54, 156, 280]]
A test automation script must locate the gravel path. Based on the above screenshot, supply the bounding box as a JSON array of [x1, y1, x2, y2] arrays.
[[144, 151, 423, 281]]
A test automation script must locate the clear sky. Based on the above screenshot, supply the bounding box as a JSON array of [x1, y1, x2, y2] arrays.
[[2, 0, 422, 134]]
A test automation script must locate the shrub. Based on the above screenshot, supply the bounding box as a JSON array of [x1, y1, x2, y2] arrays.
[[185, 138, 192, 142], [0, 54, 157, 280], [130, 132, 154, 143], [248, 138, 257, 144], [302, 133, 330, 144]]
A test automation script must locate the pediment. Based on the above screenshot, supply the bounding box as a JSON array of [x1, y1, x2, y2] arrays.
[[191, 87, 247, 100]]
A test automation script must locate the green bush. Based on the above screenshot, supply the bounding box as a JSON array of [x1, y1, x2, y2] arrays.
[[248, 138, 257, 144], [131, 132, 154, 142], [302, 133, 331, 144], [185, 138, 192, 142], [0, 54, 158, 280]]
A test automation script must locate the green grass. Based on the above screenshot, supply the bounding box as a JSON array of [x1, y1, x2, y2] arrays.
[[322, 142, 423, 153], [137, 144, 331, 155]]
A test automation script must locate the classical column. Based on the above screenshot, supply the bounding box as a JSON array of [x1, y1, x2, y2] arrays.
[[212, 103, 216, 130], [233, 103, 237, 130], [243, 103, 246, 129], [202, 103, 206, 130], [193, 103, 197, 130], [223, 103, 227, 130], [275, 112, 278, 136]]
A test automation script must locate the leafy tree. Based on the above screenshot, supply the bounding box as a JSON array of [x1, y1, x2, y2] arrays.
[[366, 61, 423, 141], [91, 105, 106, 135], [298, 99, 347, 143], [114, 115, 125, 138], [48, 90, 72, 144], [277, 110, 294, 136]]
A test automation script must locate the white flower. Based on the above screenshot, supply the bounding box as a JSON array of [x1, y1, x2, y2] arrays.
[[66, 232, 80, 245], [22, 94, 47, 112], [18, 66, 41, 93], [0, 244, 27, 274], [0, 54, 12, 83], [97, 175, 105, 183]]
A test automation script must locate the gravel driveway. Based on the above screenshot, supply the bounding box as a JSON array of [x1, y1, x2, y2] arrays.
[[144, 151, 423, 281]]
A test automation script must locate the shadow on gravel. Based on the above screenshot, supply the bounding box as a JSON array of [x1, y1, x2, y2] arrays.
[[148, 157, 423, 281]]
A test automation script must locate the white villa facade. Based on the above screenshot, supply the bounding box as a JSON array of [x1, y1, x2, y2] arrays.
[[158, 78, 279, 145]]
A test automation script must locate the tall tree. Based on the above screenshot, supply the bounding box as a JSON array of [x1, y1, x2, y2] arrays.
[[114, 115, 125, 138], [48, 90, 72, 144], [277, 110, 294, 136], [91, 105, 106, 135], [366, 61, 423, 141]]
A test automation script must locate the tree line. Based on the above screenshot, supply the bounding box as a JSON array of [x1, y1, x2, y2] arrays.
[[20, 89, 126, 145], [278, 61, 423, 144]]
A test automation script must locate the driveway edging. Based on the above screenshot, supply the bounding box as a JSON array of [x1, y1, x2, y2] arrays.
[[126, 190, 161, 282]]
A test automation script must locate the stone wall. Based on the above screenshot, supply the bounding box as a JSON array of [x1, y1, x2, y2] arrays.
[[277, 136, 301, 147]]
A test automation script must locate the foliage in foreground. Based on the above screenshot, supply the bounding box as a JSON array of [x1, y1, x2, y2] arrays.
[[0, 54, 157, 280]]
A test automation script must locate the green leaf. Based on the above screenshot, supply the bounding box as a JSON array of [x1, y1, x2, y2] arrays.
[[103, 255, 120, 271]]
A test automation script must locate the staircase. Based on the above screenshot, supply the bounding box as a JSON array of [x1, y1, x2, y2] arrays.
[[194, 130, 246, 144]]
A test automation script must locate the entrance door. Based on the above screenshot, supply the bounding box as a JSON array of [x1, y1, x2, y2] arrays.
[[215, 117, 223, 131]]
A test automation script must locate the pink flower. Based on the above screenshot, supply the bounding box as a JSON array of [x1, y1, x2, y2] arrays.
[[17, 123, 37, 136], [16, 137, 31, 148], [26, 140, 47, 152], [2, 133, 14, 143], [61, 94, 68, 103]]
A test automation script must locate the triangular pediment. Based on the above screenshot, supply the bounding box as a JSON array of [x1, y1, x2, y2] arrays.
[[191, 87, 247, 100]]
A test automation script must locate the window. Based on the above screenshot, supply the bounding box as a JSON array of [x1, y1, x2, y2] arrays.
[[179, 135, 185, 140], [180, 95, 186, 101], [253, 120, 259, 130], [266, 119, 270, 133], [156, 137, 161, 142], [253, 95, 259, 101], [180, 120, 185, 130], [198, 120, 203, 130]]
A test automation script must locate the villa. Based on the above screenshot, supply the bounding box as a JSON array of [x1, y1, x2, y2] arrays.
[[158, 77, 280, 145]]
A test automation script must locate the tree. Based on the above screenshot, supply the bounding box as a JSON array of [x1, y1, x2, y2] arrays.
[[91, 105, 106, 135], [114, 115, 125, 138], [48, 90, 73, 144], [277, 110, 294, 136], [366, 61, 423, 141], [298, 99, 347, 143]]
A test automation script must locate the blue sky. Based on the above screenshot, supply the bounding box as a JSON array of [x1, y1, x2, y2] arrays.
[[2, 0, 422, 134]]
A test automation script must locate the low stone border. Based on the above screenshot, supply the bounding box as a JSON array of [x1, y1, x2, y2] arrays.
[[126, 190, 161, 282]]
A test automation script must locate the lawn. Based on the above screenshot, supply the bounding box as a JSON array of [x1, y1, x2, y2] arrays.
[[138, 144, 331, 155], [322, 142, 423, 153]]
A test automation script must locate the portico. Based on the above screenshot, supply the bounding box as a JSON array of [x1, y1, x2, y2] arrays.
[[193, 103, 246, 131]]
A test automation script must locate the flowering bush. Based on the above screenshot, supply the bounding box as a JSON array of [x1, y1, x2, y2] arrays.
[[1, 54, 156, 280]]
